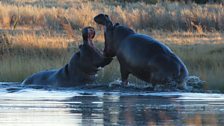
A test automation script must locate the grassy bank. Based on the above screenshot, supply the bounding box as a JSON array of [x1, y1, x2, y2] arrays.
[[0, 0, 224, 91], [1, 31, 224, 91]]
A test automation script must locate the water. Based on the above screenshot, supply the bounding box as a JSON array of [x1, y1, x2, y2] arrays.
[[0, 82, 224, 126]]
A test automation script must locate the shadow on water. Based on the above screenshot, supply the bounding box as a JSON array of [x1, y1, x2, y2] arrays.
[[0, 82, 224, 126]]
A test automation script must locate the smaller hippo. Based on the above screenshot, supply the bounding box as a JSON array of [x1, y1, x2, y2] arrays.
[[22, 26, 112, 87]]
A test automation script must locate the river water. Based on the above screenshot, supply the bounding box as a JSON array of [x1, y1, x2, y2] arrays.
[[0, 82, 224, 126]]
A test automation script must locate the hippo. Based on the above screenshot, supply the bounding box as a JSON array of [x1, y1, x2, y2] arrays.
[[94, 14, 189, 89], [22, 26, 112, 87]]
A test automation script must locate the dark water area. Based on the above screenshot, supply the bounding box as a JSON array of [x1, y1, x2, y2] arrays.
[[0, 82, 224, 126]]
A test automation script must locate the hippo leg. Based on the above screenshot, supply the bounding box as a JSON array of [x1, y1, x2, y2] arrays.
[[120, 65, 129, 86]]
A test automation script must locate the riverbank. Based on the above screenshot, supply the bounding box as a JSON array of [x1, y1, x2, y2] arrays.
[[1, 31, 224, 91], [0, 0, 224, 91]]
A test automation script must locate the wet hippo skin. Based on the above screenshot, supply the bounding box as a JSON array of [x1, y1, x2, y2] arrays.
[[94, 14, 189, 89], [22, 27, 112, 87], [22, 44, 112, 87]]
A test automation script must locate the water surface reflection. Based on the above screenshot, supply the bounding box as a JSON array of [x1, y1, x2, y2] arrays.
[[66, 93, 224, 125], [0, 84, 224, 126]]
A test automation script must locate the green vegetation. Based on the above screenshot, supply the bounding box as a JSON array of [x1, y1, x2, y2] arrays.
[[171, 44, 224, 90], [0, 0, 224, 91]]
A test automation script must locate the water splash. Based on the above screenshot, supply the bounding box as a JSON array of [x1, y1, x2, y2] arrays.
[[0, 75, 215, 94], [186, 75, 205, 88], [107, 75, 208, 92]]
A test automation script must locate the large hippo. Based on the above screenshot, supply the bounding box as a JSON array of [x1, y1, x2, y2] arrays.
[[22, 27, 112, 87], [94, 14, 189, 89]]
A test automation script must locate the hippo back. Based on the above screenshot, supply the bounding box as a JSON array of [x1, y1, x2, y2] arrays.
[[116, 33, 188, 86]]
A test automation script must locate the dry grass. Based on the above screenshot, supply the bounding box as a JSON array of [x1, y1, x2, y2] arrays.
[[0, 0, 224, 31], [1, 31, 224, 91]]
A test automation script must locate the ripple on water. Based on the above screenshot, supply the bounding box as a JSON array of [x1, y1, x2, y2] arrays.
[[0, 82, 224, 126]]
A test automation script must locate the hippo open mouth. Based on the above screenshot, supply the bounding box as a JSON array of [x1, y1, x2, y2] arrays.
[[88, 27, 95, 41], [22, 26, 113, 87], [94, 14, 115, 58], [87, 27, 95, 47], [94, 14, 108, 26]]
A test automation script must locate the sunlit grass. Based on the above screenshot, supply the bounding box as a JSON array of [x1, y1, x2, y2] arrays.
[[0, 0, 224, 31], [1, 31, 224, 91]]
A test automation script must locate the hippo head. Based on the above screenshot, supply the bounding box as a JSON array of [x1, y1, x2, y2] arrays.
[[94, 14, 116, 57], [82, 26, 95, 43], [94, 14, 112, 27]]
